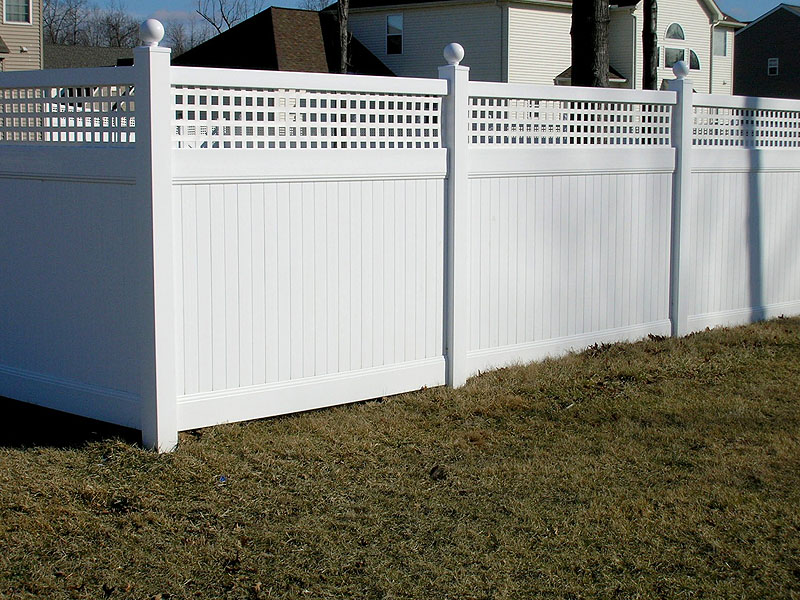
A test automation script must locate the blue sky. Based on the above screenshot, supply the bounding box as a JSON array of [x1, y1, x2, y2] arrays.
[[110, 0, 784, 23]]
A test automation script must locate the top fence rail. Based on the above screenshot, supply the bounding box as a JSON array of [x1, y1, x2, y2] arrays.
[[171, 67, 447, 149], [3, 55, 800, 152], [693, 93, 800, 148], [171, 67, 447, 151], [0, 66, 136, 146], [467, 81, 677, 147]]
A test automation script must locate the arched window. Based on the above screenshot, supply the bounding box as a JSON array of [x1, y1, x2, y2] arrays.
[[666, 23, 685, 40], [690, 50, 700, 70]]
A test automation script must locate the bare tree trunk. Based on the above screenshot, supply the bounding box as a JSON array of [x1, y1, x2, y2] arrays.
[[337, 0, 349, 73], [642, 0, 658, 89], [571, 0, 610, 87]]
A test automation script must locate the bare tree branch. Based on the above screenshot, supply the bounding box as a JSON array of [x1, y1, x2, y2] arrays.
[[195, 0, 268, 33]]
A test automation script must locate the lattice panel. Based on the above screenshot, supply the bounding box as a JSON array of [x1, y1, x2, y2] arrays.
[[173, 86, 442, 149], [468, 97, 673, 146], [693, 106, 800, 148], [0, 85, 136, 144]]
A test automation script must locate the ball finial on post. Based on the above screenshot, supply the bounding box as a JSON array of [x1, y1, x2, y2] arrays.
[[443, 43, 465, 66], [672, 60, 690, 80], [140, 18, 165, 47]]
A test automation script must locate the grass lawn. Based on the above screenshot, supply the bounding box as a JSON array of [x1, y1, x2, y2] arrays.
[[1, 318, 799, 600]]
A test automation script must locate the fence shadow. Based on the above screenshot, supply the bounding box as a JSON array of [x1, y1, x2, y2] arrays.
[[0, 396, 139, 450], [748, 148, 765, 322]]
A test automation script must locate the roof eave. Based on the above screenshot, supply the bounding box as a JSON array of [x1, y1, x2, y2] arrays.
[[736, 4, 800, 34]]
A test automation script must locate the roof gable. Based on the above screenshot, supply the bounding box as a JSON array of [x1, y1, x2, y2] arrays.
[[738, 3, 800, 32], [172, 7, 393, 76]]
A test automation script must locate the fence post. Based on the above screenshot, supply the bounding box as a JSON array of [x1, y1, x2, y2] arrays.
[[667, 62, 694, 337], [439, 44, 470, 388], [134, 20, 178, 451]]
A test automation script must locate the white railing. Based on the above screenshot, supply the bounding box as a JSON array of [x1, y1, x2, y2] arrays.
[[693, 94, 800, 148], [467, 82, 676, 146], [171, 67, 446, 150], [0, 67, 136, 145]]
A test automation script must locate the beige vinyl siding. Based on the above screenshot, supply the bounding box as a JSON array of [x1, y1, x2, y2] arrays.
[[349, 3, 503, 81], [506, 4, 571, 85], [609, 8, 635, 86], [632, 0, 717, 93], [710, 25, 734, 95], [0, 0, 42, 71]]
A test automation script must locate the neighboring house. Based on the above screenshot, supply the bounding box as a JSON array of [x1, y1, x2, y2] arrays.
[[347, 0, 743, 92], [44, 44, 134, 69], [173, 7, 393, 76], [734, 4, 800, 99], [0, 0, 43, 71]]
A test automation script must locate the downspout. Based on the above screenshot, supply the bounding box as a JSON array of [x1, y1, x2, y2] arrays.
[[631, 8, 638, 89], [499, 0, 507, 82]]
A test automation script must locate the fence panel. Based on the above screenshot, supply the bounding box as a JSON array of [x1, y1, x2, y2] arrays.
[[688, 95, 800, 328], [169, 69, 448, 430], [0, 67, 147, 429], [464, 83, 676, 374]]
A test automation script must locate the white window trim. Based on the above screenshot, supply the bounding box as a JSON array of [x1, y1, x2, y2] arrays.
[[664, 47, 686, 69], [665, 23, 686, 41], [386, 13, 403, 56], [768, 58, 779, 77], [3, 0, 33, 25], [712, 28, 727, 57]]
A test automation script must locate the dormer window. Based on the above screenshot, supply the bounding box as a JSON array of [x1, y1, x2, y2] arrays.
[[666, 23, 685, 40], [4, 0, 31, 23], [387, 14, 403, 55]]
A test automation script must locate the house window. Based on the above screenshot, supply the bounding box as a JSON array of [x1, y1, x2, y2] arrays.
[[689, 50, 700, 70], [387, 14, 403, 55], [4, 0, 31, 23], [768, 58, 779, 76], [713, 29, 727, 57], [665, 48, 685, 68], [666, 23, 685, 40]]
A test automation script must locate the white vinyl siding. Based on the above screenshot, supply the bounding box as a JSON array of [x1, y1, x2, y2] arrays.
[[0, 0, 42, 71], [507, 4, 571, 85], [710, 25, 734, 94], [631, 0, 720, 93], [349, 4, 503, 81]]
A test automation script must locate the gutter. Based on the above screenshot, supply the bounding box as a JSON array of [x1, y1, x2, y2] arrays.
[[709, 20, 716, 94], [350, 0, 571, 13]]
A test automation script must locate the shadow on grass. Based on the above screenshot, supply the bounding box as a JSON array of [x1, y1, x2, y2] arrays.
[[0, 396, 139, 450]]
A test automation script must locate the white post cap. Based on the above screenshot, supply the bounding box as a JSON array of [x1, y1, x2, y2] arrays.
[[140, 19, 165, 47], [443, 43, 465, 66], [672, 60, 690, 80]]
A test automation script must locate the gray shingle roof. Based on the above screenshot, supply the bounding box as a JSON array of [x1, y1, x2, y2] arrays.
[[43, 45, 134, 69]]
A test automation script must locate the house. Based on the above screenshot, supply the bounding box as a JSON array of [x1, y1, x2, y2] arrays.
[[0, 0, 43, 71], [172, 7, 393, 76], [734, 4, 800, 99], [346, 0, 743, 92], [43, 44, 134, 69]]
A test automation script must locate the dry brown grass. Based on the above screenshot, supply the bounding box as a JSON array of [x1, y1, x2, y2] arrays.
[[1, 318, 799, 599]]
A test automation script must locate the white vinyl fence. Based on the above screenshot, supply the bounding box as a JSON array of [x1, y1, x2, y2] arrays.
[[1, 31, 799, 451]]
